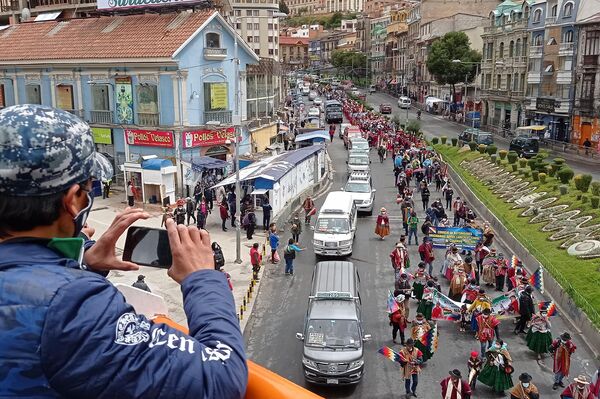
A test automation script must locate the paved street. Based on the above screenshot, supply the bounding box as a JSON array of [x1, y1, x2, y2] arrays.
[[244, 132, 598, 398], [365, 91, 600, 182]]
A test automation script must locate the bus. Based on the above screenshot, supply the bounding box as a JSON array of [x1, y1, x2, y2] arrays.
[[325, 99, 343, 124]]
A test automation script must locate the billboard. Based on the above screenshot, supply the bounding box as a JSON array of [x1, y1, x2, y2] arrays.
[[429, 226, 483, 251], [126, 129, 174, 148], [97, 0, 204, 11], [183, 127, 235, 148]]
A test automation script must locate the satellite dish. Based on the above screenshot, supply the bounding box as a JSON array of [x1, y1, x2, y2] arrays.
[[21, 8, 31, 21]]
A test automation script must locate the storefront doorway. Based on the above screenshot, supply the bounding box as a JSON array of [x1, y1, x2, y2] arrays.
[[205, 145, 230, 161]]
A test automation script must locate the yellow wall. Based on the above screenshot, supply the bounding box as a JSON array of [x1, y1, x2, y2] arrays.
[[251, 123, 278, 152]]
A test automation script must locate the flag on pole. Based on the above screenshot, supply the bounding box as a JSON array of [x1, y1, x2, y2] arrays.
[[539, 301, 558, 316], [511, 255, 519, 269], [377, 346, 407, 365], [387, 290, 399, 314], [529, 267, 544, 293], [420, 323, 439, 354]]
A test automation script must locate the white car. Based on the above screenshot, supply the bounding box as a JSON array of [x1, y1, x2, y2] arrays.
[[309, 91, 318, 101], [342, 172, 375, 214], [302, 86, 310, 96], [398, 96, 412, 109], [313, 97, 323, 106], [308, 107, 320, 117], [351, 89, 360, 96]]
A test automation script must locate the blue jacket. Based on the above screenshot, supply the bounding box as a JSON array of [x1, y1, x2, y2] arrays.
[[269, 232, 280, 249], [0, 239, 247, 398]]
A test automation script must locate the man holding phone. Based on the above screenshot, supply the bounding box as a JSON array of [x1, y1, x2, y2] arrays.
[[0, 105, 248, 398]]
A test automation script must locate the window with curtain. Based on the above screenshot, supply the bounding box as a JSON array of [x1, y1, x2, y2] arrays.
[[26, 84, 41, 104], [136, 84, 158, 114], [203, 82, 228, 111]]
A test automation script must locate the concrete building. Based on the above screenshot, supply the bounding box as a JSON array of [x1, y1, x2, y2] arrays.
[[385, 7, 409, 92], [0, 11, 263, 199], [226, 1, 281, 60], [356, 14, 372, 53], [286, 0, 321, 15], [340, 18, 358, 32], [480, 0, 531, 131], [370, 13, 391, 83], [319, 30, 347, 62], [280, 36, 310, 68], [572, 9, 600, 145], [324, 0, 363, 14]]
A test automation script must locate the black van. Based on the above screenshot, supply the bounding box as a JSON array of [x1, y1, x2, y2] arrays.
[[509, 136, 540, 158]]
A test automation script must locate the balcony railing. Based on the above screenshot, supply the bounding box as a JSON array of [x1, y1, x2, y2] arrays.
[[203, 47, 227, 60], [559, 42, 575, 55], [90, 110, 113, 124], [0, 0, 18, 12], [29, 0, 95, 7], [583, 55, 599, 66], [137, 112, 160, 127], [204, 110, 232, 125], [529, 46, 543, 57], [66, 109, 84, 119]]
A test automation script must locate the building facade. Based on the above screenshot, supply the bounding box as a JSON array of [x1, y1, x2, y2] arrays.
[[0, 11, 260, 199], [480, 1, 531, 131], [280, 36, 310, 68]]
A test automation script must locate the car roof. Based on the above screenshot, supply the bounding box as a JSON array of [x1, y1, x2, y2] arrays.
[[309, 300, 358, 320], [347, 171, 371, 181]]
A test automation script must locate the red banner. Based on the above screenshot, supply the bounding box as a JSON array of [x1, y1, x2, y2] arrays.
[[183, 127, 236, 148], [125, 129, 174, 148]]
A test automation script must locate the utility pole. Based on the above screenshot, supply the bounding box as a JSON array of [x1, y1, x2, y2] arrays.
[[233, 31, 242, 264]]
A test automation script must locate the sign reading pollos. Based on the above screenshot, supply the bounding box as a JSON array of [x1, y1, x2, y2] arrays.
[[98, 0, 201, 10], [126, 129, 174, 148], [183, 127, 235, 148]]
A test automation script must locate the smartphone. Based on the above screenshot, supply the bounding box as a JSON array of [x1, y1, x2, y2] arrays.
[[122, 226, 172, 268]]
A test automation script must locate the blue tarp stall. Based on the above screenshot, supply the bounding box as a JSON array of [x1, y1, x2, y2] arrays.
[[295, 130, 329, 148], [139, 158, 177, 205], [141, 158, 173, 170], [190, 156, 229, 172]]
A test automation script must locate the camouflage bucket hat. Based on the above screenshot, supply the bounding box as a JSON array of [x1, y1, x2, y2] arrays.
[[0, 104, 113, 196]]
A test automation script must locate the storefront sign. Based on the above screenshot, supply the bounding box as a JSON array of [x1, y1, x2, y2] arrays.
[[210, 83, 228, 110], [183, 127, 235, 148], [115, 77, 134, 124], [429, 226, 483, 251], [126, 129, 174, 148], [536, 97, 556, 113], [97, 0, 201, 10], [92, 127, 112, 145]]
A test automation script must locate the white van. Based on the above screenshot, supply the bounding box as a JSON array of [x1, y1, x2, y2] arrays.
[[398, 96, 411, 109], [313, 192, 357, 257]]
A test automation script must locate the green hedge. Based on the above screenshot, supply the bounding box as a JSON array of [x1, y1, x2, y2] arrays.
[[507, 151, 518, 164], [518, 158, 528, 168], [468, 141, 477, 151], [441, 136, 447, 144], [486, 145, 498, 155], [559, 184, 568, 195], [532, 170, 539, 181], [573, 174, 593, 193], [498, 150, 508, 160], [557, 167, 575, 184], [432, 137, 439, 145], [451, 137, 458, 146], [539, 173, 547, 183], [592, 196, 600, 209], [478, 144, 487, 154], [592, 182, 600, 196]]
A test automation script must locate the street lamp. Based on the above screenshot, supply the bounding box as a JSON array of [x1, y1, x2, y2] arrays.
[[452, 59, 480, 129]]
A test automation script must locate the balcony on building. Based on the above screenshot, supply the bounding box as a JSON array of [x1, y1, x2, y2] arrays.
[[555, 99, 571, 113], [545, 16, 557, 24], [529, 46, 543, 58], [66, 109, 84, 119], [556, 70, 573, 84], [204, 110, 232, 125], [525, 97, 537, 110], [0, 0, 18, 12], [137, 112, 160, 127], [204, 33, 227, 60], [90, 110, 113, 124], [583, 55, 599, 68], [578, 98, 594, 113], [527, 71, 541, 84], [559, 42, 575, 56]]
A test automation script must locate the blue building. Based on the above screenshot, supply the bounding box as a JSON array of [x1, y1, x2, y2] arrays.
[[0, 9, 263, 200]]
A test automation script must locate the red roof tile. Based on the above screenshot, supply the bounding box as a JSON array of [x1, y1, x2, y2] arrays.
[[279, 36, 309, 46], [0, 10, 214, 62]]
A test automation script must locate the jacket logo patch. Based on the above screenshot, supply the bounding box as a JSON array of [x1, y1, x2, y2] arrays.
[[114, 313, 151, 346]]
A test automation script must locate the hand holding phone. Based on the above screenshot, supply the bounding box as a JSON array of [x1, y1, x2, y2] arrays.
[[166, 219, 215, 284]]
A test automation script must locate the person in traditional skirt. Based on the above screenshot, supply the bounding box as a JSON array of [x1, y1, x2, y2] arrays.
[[482, 222, 494, 247], [461, 279, 479, 304], [390, 242, 407, 283], [481, 249, 498, 287], [526, 310, 553, 360], [468, 289, 492, 333], [478, 339, 514, 393], [390, 294, 408, 344], [411, 313, 435, 362], [551, 332, 577, 390], [443, 245, 462, 280], [416, 280, 435, 320], [448, 264, 468, 302], [412, 262, 429, 302], [463, 255, 475, 280], [375, 207, 390, 240]]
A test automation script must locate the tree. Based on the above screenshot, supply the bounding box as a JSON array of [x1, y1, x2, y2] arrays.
[[426, 32, 481, 104], [331, 50, 366, 78], [279, 0, 289, 15]]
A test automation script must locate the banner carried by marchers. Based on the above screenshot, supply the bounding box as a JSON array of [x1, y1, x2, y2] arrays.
[[429, 226, 483, 250]]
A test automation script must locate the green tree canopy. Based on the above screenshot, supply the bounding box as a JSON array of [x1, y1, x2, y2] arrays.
[[331, 50, 366, 77], [426, 32, 481, 102], [279, 0, 289, 15]]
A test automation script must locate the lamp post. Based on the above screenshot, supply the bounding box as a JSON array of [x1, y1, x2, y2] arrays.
[[452, 59, 480, 129]]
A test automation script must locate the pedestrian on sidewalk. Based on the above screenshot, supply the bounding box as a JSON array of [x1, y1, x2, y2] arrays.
[[452, 197, 462, 227], [399, 338, 423, 398], [283, 238, 304, 275], [390, 242, 406, 282], [261, 198, 272, 230], [205, 187, 214, 211], [250, 243, 262, 281], [126, 180, 135, 207], [269, 224, 280, 263], [160, 206, 172, 228], [185, 197, 196, 225], [102, 179, 111, 199], [132, 275, 151, 292], [407, 211, 419, 245], [212, 242, 225, 270], [173, 203, 186, 225], [551, 332, 576, 390], [244, 208, 257, 239], [227, 189, 237, 228], [196, 198, 209, 230], [418, 237, 434, 275], [375, 207, 391, 240], [289, 213, 302, 242], [193, 181, 202, 203], [219, 199, 229, 231], [440, 369, 472, 399]]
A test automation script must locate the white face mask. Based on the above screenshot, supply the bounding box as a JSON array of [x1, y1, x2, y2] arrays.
[[522, 382, 530, 388]]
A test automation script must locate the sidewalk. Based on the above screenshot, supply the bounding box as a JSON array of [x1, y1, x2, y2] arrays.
[[87, 190, 267, 331]]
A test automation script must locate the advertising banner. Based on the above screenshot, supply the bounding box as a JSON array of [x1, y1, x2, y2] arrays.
[[97, 0, 201, 11], [126, 129, 174, 148], [210, 83, 228, 110], [429, 226, 483, 250], [183, 127, 235, 148], [92, 127, 112, 145], [115, 77, 134, 124]]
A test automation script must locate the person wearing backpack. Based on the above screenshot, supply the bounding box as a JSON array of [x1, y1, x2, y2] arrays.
[[283, 238, 304, 275]]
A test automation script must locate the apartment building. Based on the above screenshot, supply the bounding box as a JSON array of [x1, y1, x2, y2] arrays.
[[385, 8, 409, 92], [286, 0, 322, 15], [324, 0, 363, 14], [227, 0, 281, 60], [480, 1, 531, 130], [370, 13, 391, 83], [280, 36, 310, 68]]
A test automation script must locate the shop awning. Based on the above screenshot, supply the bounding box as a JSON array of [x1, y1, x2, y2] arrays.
[[211, 155, 278, 188], [251, 188, 269, 195], [295, 130, 329, 142], [190, 156, 229, 172], [141, 158, 173, 170], [516, 125, 546, 131]]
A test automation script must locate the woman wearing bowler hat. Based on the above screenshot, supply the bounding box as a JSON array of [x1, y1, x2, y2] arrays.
[[478, 339, 514, 393]]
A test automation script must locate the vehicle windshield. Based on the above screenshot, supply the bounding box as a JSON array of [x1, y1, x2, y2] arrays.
[[351, 142, 369, 150], [326, 105, 342, 112], [315, 217, 350, 234], [349, 156, 369, 165], [345, 182, 371, 193], [477, 134, 492, 142], [305, 319, 360, 348]]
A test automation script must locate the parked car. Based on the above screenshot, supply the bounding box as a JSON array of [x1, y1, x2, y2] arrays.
[[368, 85, 376, 94], [397, 96, 411, 109], [308, 107, 321, 117], [309, 91, 318, 101], [379, 103, 392, 114], [458, 128, 494, 146], [313, 97, 323, 106], [509, 135, 540, 158], [351, 89, 361, 96], [302, 86, 310, 96]]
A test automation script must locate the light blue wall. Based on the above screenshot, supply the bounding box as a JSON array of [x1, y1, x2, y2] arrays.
[[159, 74, 175, 126], [0, 78, 15, 106], [40, 75, 52, 106]]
